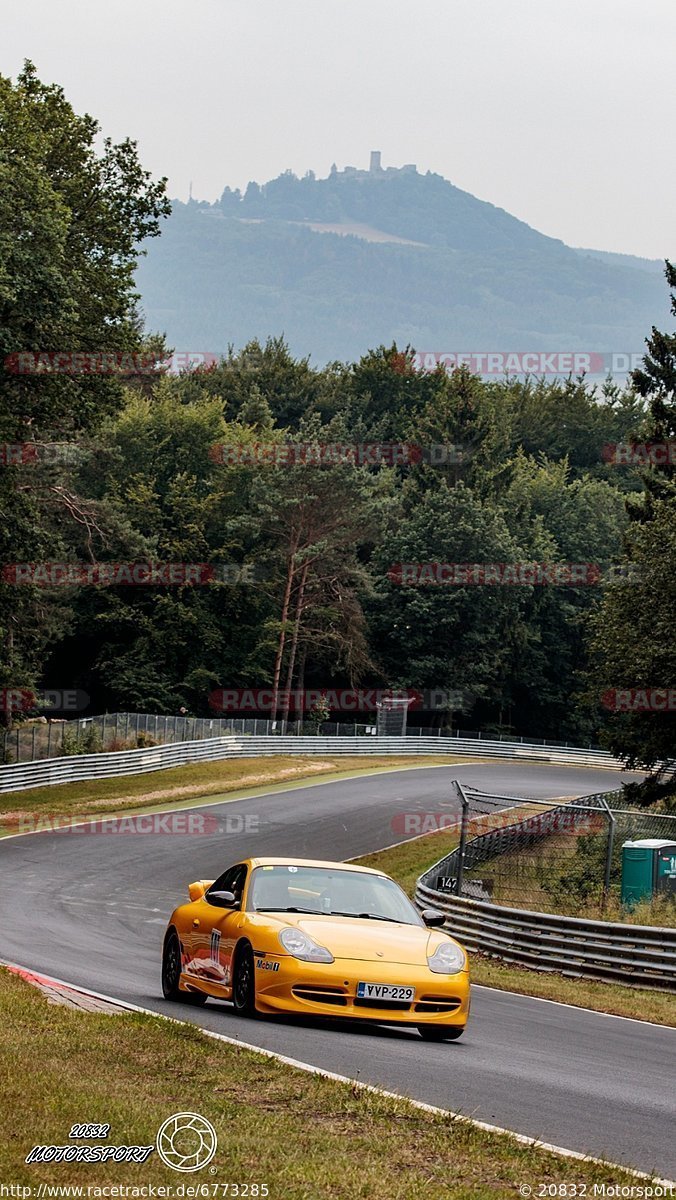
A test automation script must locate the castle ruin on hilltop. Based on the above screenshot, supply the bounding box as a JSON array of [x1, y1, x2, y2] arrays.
[[329, 151, 417, 179]]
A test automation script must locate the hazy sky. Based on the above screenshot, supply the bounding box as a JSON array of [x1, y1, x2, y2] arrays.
[[3, 0, 674, 258]]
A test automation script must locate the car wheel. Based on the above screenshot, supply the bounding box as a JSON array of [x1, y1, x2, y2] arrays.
[[232, 943, 258, 1017], [418, 1025, 465, 1041], [162, 931, 207, 1005]]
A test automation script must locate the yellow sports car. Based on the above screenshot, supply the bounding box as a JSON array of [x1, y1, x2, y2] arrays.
[[162, 857, 470, 1040]]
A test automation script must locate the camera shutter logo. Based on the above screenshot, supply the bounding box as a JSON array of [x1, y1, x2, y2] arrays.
[[156, 1112, 217, 1172]]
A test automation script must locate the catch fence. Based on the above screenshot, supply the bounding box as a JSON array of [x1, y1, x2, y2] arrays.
[[1, 711, 606, 764], [418, 783, 676, 914], [414, 783, 676, 986]]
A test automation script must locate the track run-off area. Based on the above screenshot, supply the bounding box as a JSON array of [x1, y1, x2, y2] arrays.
[[1, 761, 673, 1178]]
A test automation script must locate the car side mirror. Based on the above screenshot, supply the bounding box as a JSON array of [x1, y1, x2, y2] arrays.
[[206, 889, 237, 908], [421, 908, 446, 927]]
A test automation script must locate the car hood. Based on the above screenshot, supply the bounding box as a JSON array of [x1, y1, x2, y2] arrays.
[[271, 913, 453, 965]]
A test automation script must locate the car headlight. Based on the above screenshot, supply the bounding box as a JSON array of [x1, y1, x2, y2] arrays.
[[278, 927, 334, 963], [427, 940, 466, 974]]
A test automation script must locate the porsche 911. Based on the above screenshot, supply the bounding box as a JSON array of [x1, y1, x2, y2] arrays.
[[161, 857, 470, 1040]]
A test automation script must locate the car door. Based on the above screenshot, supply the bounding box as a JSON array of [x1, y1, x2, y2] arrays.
[[188, 864, 248, 994]]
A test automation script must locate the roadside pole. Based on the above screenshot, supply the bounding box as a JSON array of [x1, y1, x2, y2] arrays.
[[455, 780, 471, 896]]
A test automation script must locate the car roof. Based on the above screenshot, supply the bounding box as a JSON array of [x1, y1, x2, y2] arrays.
[[246, 856, 387, 877]]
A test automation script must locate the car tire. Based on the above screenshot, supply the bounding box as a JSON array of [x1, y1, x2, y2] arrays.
[[418, 1025, 465, 1041], [162, 930, 207, 1005], [232, 943, 258, 1017]]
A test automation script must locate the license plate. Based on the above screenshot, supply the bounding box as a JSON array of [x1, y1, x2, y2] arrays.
[[356, 982, 414, 1002]]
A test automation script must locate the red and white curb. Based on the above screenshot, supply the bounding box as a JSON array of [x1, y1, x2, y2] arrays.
[[6, 964, 126, 1013]]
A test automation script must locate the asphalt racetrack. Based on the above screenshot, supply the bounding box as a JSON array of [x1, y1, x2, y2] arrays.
[[1, 762, 673, 1177]]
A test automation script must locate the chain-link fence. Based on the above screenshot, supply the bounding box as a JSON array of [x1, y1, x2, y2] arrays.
[[0, 711, 605, 764], [0, 713, 278, 761], [423, 784, 676, 923]]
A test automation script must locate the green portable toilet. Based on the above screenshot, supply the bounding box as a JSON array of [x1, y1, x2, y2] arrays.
[[621, 839, 676, 905]]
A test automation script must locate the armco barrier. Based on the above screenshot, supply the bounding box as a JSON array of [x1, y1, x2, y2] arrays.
[[0, 735, 624, 794], [414, 879, 676, 989]]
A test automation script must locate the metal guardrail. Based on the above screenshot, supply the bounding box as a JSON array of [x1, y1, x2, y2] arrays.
[[414, 880, 676, 989], [0, 734, 624, 794], [415, 789, 676, 990]]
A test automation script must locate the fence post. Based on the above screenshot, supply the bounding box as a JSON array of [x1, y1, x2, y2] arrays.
[[455, 781, 471, 897], [598, 794, 617, 912]]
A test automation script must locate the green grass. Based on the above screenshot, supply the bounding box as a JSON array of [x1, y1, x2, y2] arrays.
[[355, 830, 676, 1026], [0, 754, 478, 833], [0, 969, 651, 1196]]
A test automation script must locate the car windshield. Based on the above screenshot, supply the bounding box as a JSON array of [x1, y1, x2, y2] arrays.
[[248, 865, 423, 925]]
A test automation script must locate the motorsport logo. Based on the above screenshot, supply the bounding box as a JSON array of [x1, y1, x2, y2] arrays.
[[25, 1113, 218, 1173], [25, 1121, 153, 1165], [155, 1113, 218, 1172]]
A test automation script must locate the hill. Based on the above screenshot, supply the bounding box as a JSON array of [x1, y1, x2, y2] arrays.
[[135, 157, 671, 364]]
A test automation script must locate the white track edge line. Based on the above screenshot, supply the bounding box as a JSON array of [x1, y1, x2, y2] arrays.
[[472, 983, 676, 1030], [1, 958, 673, 1188]]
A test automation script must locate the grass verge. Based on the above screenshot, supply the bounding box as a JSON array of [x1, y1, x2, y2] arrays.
[[355, 832, 676, 1026], [0, 969, 650, 1196], [0, 754, 477, 832]]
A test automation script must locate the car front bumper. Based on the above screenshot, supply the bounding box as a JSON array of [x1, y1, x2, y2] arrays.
[[252, 953, 470, 1026]]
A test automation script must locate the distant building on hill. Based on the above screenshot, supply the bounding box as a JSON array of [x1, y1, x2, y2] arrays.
[[341, 152, 417, 179]]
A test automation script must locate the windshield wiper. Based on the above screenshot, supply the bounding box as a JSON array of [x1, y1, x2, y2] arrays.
[[256, 906, 324, 914], [256, 907, 406, 922], [331, 910, 403, 923]]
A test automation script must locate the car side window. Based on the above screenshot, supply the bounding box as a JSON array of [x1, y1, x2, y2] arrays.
[[207, 864, 247, 906]]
